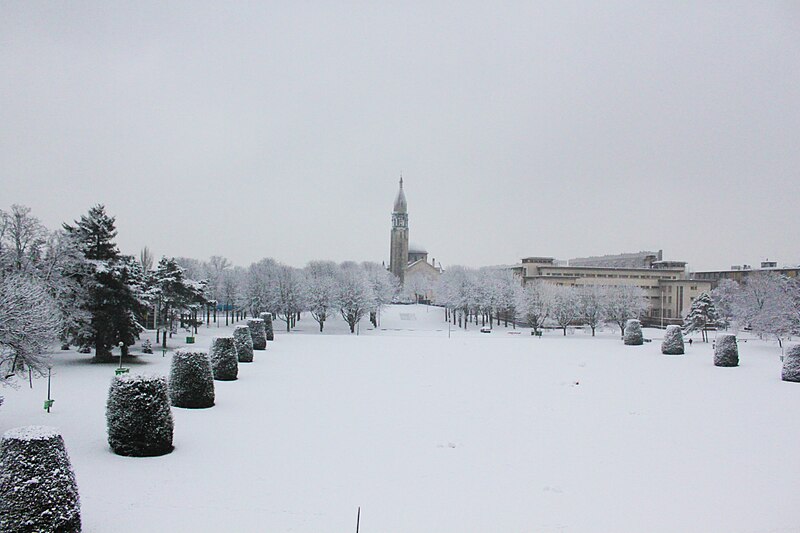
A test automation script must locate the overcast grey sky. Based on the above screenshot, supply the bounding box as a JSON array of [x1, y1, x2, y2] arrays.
[[2, 2, 798, 271]]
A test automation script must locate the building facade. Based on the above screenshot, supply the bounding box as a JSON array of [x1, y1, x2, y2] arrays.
[[511, 255, 712, 325], [692, 261, 800, 287]]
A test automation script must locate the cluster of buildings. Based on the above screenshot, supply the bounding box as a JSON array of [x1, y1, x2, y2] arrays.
[[386, 179, 797, 324]]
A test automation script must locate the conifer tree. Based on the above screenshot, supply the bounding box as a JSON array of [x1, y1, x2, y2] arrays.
[[63, 205, 142, 361], [683, 292, 718, 342]]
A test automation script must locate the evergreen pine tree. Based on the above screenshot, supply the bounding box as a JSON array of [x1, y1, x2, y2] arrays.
[[683, 292, 718, 342], [63, 205, 142, 361]]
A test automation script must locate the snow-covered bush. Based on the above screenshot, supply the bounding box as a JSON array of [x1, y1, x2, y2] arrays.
[[233, 325, 254, 363], [142, 338, 153, 354], [169, 350, 215, 408], [106, 375, 174, 456], [260, 312, 274, 341], [0, 426, 81, 533], [247, 318, 266, 350], [781, 344, 800, 382], [209, 336, 238, 380], [623, 319, 643, 345], [714, 334, 739, 367], [661, 325, 685, 355]]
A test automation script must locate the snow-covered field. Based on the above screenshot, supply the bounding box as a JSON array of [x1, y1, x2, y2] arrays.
[[2, 305, 799, 533]]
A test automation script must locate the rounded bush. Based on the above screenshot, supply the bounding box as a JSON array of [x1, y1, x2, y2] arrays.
[[233, 325, 254, 363], [260, 312, 274, 341], [714, 334, 739, 367], [781, 344, 800, 382], [0, 426, 81, 533], [106, 375, 174, 457], [661, 325, 685, 355], [624, 319, 643, 346], [169, 350, 215, 408], [247, 318, 267, 351], [210, 337, 238, 380]]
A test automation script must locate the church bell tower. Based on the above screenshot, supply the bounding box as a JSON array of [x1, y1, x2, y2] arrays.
[[390, 177, 409, 284]]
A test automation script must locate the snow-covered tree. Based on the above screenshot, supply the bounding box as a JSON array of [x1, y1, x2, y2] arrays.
[[516, 280, 553, 333], [0, 426, 81, 533], [151, 257, 207, 344], [661, 324, 685, 355], [735, 273, 795, 346], [437, 266, 478, 329], [577, 285, 605, 336], [551, 285, 580, 336], [683, 292, 718, 342], [493, 269, 523, 328], [63, 205, 142, 361], [714, 333, 739, 367], [623, 319, 643, 345], [275, 265, 306, 332], [0, 275, 60, 383], [169, 350, 215, 408], [604, 285, 648, 338], [305, 260, 339, 332], [710, 278, 739, 329], [337, 262, 374, 333], [106, 375, 174, 456], [363, 261, 398, 327]]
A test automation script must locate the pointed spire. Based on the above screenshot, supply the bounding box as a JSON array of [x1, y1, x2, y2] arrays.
[[393, 175, 407, 213]]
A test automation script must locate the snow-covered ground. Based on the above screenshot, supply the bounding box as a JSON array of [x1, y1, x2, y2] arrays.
[[2, 305, 799, 532]]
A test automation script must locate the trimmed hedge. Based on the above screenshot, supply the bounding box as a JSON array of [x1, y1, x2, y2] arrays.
[[714, 334, 739, 367], [0, 426, 81, 533], [260, 312, 274, 341], [781, 344, 800, 382], [624, 319, 643, 346], [661, 325, 685, 355], [233, 325, 254, 362], [106, 375, 174, 457], [169, 350, 215, 408], [210, 337, 238, 380], [247, 318, 267, 351]]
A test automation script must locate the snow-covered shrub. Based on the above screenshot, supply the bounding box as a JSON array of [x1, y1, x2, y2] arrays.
[[260, 312, 274, 341], [714, 334, 739, 367], [169, 350, 215, 408], [78, 344, 91, 354], [661, 325, 685, 355], [142, 338, 153, 354], [247, 318, 266, 350], [106, 375, 174, 456], [781, 344, 800, 382], [233, 325, 254, 363], [623, 319, 643, 345], [209, 336, 238, 381], [0, 426, 81, 533]]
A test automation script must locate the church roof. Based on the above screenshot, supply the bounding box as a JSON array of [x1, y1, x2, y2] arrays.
[[393, 177, 407, 213]]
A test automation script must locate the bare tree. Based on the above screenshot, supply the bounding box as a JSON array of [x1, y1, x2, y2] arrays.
[[1, 275, 60, 382], [552, 285, 580, 335], [577, 284, 606, 336], [604, 285, 648, 338]]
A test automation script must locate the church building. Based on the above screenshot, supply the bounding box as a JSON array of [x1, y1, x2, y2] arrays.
[[389, 177, 442, 289]]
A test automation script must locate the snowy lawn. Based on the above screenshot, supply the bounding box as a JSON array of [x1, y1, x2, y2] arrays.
[[2, 305, 799, 532]]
